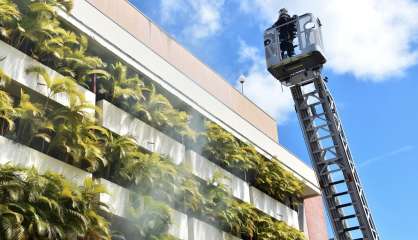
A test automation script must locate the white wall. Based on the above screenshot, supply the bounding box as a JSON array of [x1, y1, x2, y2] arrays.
[[98, 179, 132, 219], [168, 209, 189, 240], [0, 40, 95, 115], [99, 178, 189, 240], [249, 187, 299, 229], [188, 218, 240, 240], [0, 136, 91, 186]]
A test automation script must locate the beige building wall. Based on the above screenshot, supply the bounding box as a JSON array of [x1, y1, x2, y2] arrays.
[[304, 196, 329, 240], [85, 0, 279, 141]]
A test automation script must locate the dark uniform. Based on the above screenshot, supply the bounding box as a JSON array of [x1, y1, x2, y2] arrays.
[[273, 12, 297, 58]]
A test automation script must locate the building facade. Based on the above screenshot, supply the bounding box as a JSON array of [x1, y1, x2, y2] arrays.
[[0, 0, 328, 239]]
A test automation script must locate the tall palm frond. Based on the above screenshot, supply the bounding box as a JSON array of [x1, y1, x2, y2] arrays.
[[0, 0, 21, 40], [14, 89, 52, 144], [47, 104, 109, 172], [0, 90, 16, 132], [15, 0, 73, 14], [102, 62, 148, 109], [117, 151, 179, 204], [26, 66, 85, 106], [58, 35, 109, 88], [142, 84, 173, 126], [103, 134, 138, 179]]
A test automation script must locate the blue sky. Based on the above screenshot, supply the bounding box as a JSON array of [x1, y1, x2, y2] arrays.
[[130, 0, 418, 238]]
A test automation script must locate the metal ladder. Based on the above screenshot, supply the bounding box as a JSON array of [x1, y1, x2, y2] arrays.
[[290, 72, 379, 240]]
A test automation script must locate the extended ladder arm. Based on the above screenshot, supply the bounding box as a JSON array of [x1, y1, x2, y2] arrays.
[[291, 74, 379, 240]]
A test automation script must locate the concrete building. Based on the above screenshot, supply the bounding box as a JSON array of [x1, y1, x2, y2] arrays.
[[0, 0, 328, 239]]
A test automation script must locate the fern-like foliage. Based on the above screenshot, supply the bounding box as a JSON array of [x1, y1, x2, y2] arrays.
[[0, 164, 111, 240], [203, 121, 304, 203]]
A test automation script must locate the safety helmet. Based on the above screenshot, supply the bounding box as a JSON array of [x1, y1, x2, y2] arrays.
[[279, 8, 288, 16]]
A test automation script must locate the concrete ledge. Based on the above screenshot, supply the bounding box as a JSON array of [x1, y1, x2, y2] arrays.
[[0, 40, 95, 114], [186, 150, 250, 203], [98, 178, 132, 219], [249, 187, 299, 229], [0, 136, 91, 186], [188, 218, 240, 240], [98, 178, 188, 239], [168, 209, 189, 240], [97, 100, 185, 165]]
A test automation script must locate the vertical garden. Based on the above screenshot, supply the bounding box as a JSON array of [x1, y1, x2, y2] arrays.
[[0, 0, 307, 239]]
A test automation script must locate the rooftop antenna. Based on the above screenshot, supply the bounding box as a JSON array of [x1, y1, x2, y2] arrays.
[[239, 75, 246, 94]]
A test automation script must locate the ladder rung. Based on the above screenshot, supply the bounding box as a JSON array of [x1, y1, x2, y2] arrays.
[[318, 157, 340, 165], [302, 112, 325, 121], [317, 134, 333, 141], [307, 123, 328, 131], [309, 101, 322, 107], [320, 167, 343, 176], [340, 214, 357, 220], [336, 203, 352, 209], [303, 91, 319, 98], [313, 146, 336, 154], [300, 101, 322, 110], [329, 179, 346, 185], [332, 191, 349, 197], [344, 226, 361, 232], [310, 134, 333, 143]]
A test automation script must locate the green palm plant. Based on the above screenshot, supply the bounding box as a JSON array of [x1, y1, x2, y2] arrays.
[[57, 35, 110, 88], [0, 0, 21, 41], [100, 62, 147, 106], [255, 157, 304, 203], [12, 2, 64, 54], [8, 0, 77, 67], [201, 172, 234, 222], [0, 89, 15, 134], [255, 215, 305, 240], [6, 0, 108, 93], [132, 83, 197, 141], [102, 134, 139, 179], [224, 201, 259, 238], [0, 69, 15, 134], [128, 195, 172, 240], [47, 104, 109, 172], [48, 0, 73, 12], [79, 178, 112, 240], [166, 108, 197, 142], [203, 121, 255, 172], [15, 0, 73, 13], [14, 89, 52, 145], [26, 65, 85, 109], [175, 174, 203, 213], [118, 152, 179, 204], [139, 84, 173, 126], [204, 120, 304, 203], [0, 164, 111, 240]]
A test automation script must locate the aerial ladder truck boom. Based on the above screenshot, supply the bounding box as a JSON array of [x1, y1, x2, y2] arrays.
[[264, 12, 379, 240]]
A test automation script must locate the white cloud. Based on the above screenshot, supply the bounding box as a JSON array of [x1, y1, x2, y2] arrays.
[[236, 41, 294, 124], [160, 0, 225, 40], [239, 0, 418, 80]]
